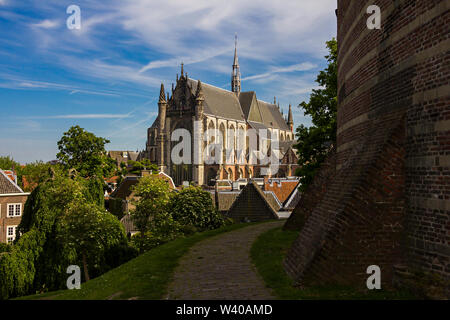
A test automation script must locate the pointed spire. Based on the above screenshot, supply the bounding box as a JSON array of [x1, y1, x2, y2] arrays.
[[195, 80, 204, 100], [158, 83, 166, 103], [167, 92, 170, 101], [181, 62, 184, 77], [231, 34, 241, 95], [233, 34, 239, 66], [288, 104, 294, 132], [274, 96, 276, 104], [172, 83, 174, 93]]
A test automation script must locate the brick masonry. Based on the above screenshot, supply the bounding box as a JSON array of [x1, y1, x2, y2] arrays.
[[0, 195, 28, 243], [284, 0, 449, 296]]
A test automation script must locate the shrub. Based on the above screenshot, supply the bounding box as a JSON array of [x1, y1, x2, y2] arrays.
[[169, 186, 225, 231]]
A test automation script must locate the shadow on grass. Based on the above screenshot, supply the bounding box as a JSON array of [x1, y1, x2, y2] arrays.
[[250, 227, 418, 300]]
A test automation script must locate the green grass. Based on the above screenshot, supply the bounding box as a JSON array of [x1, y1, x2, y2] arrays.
[[251, 227, 418, 300], [17, 222, 257, 300]]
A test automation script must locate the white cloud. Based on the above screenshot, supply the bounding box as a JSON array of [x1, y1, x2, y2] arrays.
[[32, 19, 59, 29], [117, 0, 336, 61], [242, 62, 317, 82], [31, 114, 132, 119]]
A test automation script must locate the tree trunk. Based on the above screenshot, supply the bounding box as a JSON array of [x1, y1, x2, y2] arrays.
[[82, 252, 90, 282]]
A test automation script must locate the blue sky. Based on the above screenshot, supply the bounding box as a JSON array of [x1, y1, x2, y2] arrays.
[[0, 0, 337, 164]]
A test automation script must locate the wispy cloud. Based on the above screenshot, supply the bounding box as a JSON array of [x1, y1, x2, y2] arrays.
[[31, 114, 133, 120], [242, 62, 317, 82], [32, 19, 59, 29]]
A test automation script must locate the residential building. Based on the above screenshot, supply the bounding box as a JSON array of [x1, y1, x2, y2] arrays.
[[0, 169, 30, 244]]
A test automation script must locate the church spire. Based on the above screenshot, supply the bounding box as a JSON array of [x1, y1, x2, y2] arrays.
[[231, 34, 241, 95], [288, 104, 294, 132], [159, 83, 166, 103]]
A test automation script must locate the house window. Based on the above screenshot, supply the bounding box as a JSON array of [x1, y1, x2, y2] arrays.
[[7, 226, 17, 243], [7, 204, 22, 217]]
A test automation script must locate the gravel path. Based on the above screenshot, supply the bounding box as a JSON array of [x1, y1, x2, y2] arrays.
[[166, 221, 284, 300]]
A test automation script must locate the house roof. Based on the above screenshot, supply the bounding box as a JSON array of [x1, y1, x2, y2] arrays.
[[283, 186, 302, 210], [108, 151, 140, 163], [226, 181, 279, 219], [209, 191, 240, 212], [0, 169, 24, 194], [263, 191, 282, 211], [110, 176, 140, 199], [264, 178, 300, 203]]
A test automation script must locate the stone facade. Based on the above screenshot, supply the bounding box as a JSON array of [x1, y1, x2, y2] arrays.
[[142, 43, 296, 186], [284, 0, 449, 296]]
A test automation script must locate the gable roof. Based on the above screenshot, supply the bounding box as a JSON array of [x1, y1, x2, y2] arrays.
[[256, 99, 291, 131], [188, 79, 246, 121], [209, 191, 240, 212], [283, 186, 302, 210], [0, 169, 24, 194], [226, 180, 279, 222]]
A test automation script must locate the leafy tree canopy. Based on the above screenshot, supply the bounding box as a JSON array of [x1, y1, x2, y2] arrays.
[[295, 38, 337, 191], [169, 186, 224, 231], [57, 125, 115, 178], [130, 175, 172, 252]]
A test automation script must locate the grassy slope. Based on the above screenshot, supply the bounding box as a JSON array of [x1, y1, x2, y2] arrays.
[[251, 227, 417, 300], [17, 223, 255, 300]]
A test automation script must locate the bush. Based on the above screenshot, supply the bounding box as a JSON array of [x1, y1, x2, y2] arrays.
[[169, 186, 225, 231]]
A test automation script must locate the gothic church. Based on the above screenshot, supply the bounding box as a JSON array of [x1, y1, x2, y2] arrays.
[[143, 39, 297, 186]]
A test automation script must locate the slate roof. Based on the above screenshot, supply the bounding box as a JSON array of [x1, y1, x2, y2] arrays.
[[283, 186, 302, 210], [108, 151, 140, 163], [0, 169, 23, 194], [187, 79, 290, 131], [226, 181, 279, 221], [256, 99, 291, 131], [110, 176, 140, 199], [209, 191, 240, 212], [263, 191, 282, 211], [188, 79, 246, 121]]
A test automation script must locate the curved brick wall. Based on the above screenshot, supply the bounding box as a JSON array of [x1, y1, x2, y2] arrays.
[[284, 0, 449, 294]]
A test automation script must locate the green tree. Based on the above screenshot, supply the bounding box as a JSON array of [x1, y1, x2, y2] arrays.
[[169, 186, 224, 231], [295, 38, 337, 191], [17, 161, 56, 192], [56, 125, 115, 178], [0, 156, 19, 171], [57, 202, 127, 282], [130, 175, 172, 253]]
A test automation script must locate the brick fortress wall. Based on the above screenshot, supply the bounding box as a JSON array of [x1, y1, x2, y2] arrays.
[[284, 0, 449, 294]]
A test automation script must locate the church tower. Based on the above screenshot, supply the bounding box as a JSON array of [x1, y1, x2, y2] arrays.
[[231, 35, 241, 95]]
